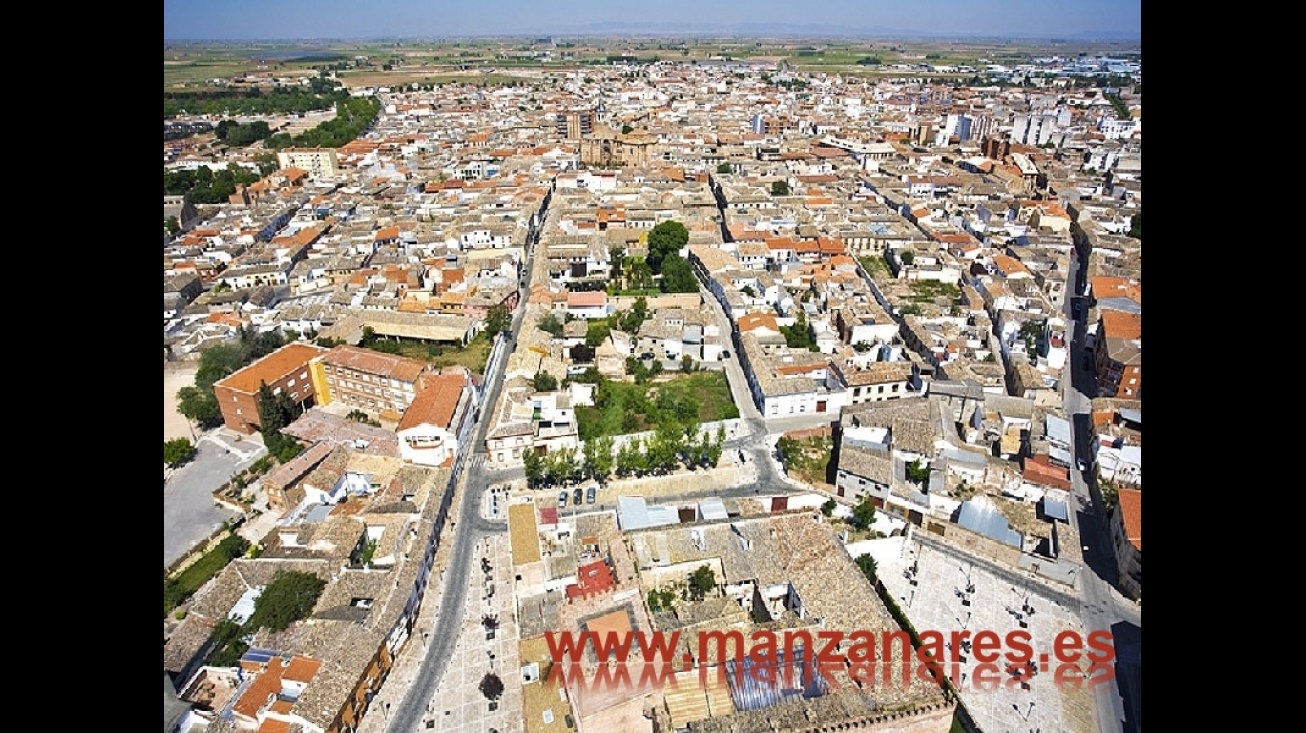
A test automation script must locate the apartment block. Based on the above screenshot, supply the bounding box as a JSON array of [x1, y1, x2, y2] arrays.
[[309, 346, 435, 421], [213, 343, 329, 435]]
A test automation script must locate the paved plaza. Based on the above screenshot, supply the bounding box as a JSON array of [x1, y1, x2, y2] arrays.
[[413, 532, 524, 732], [877, 534, 1100, 733]]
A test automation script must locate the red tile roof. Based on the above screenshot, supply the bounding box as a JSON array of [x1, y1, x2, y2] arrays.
[[215, 344, 327, 395], [1117, 489, 1141, 551], [397, 372, 468, 432], [1101, 311, 1142, 341], [566, 559, 617, 600], [1023, 454, 1071, 491], [567, 291, 607, 308]]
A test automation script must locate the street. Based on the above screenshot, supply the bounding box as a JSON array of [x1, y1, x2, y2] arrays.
[[1061, 250, 1141, 733]]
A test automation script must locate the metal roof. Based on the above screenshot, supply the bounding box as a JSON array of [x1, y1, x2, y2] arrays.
[[957, 497, 1023, 548], [1042, 496, 1069, 522], [699, 497, 728, 521], [618, 496, 680, 531], [1045, 415, 1072, 446]]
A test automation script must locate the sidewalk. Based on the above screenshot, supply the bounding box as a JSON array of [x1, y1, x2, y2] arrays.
[[357, 479, 471, 733]]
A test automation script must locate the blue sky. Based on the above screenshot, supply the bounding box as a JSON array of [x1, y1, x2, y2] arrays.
[[164, 1, 1141, 41]]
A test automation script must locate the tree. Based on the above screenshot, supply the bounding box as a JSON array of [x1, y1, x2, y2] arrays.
[[621, 124, 634, 134], [688, 565, 716, 601], [740, 285, 756, 297], [177, 385, 221, 428], [905, 459, 931, 485], [681, 354, 695, 373], [479, 672, 505, 701], [609, 246, 626, 290], [585, 320, 611, 348], [900, 250, 915, 266], [849, 496, 877, 531], [855, 554, 878, 584], [570, 343, 596, 363], [1128, 210, 1141, 239], [716, 162, 733, 174], [646, 220, 689, 274], [164, 438, 197, 468], [771, 180, 790, 196], [165, 216, 181, 237], [821, 499, 837, 517], [537, 312, 564, 338], [485, 303, 510, 339], [585, 435, 615, 482], [245, 571, 326, 633], [781, 309, 814, 350], [523, 449, 543, 488], [659, 253, 699, 293], [532, 371, 558, 392]]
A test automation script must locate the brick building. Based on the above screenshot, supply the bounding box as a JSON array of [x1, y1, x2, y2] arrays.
[[1094, 311, 1142, 398], [213, 343, 329, 434], [309, 346, 435, 422]]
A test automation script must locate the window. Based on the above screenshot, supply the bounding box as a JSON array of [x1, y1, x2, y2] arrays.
[[892, 383, 900, 392], [878, 385, 885, 393]]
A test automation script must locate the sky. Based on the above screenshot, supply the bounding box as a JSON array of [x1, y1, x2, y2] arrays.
[[163, 1, 1141, 41]]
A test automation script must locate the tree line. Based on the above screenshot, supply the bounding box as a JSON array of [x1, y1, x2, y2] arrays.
[[265, 96, 381, 150], [164, 163, 263, 204], [524, 423, 725, 489], [163, 77, 344, 118]]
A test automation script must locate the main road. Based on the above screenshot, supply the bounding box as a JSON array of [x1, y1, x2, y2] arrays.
[[385, 207, 544, 733], [1061, 249, 1142, 733]]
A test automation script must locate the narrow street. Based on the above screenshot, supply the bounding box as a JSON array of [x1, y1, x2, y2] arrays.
[[1062, 250, 1141, 733]]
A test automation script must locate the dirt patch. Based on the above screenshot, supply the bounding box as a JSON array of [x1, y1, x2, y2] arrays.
[[164, 367, 198, 441]]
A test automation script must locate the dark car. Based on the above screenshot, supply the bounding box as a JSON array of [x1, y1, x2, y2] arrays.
[[573, 488, 584, 506], [586, 486, 597, 504]]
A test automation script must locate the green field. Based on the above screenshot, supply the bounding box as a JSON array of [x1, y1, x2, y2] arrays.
[[577, 371, 739, 441]]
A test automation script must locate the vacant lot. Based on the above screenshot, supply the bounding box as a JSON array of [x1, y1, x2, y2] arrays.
[[164, 366, 198, 441], [576, 371, 738, 441]]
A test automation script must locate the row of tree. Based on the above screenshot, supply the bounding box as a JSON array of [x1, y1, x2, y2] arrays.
[[214, 119, 272, 147], [265, 96, 381, 150], [163, 77, 343, 118], [524, 425, 726, 488], [164, 164, 263, 204]]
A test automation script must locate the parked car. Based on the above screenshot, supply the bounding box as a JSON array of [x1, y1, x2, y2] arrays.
[[586, 486, 596, 504], [558, 491, 568, 508], [573, 488, 583, 506]]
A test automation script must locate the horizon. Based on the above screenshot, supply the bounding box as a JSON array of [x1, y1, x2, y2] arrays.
[[163, 1, 1141, 43]]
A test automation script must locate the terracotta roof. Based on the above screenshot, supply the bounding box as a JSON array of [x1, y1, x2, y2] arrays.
[[1117, 488, 1141, 551], [1101, 311, 1142, 340], [283, 655, 323, 683], [396, 372, 467, 432], [992, 254, 1032, 277], [215, 344, 327, 395], [1023, 454, 1071, 491], [319, 346, 430, 383], [736, 312, 779, 333], [1091, 276, 1142, 304], [567, 291, 607, 308], [233, 657, 287, 720]]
